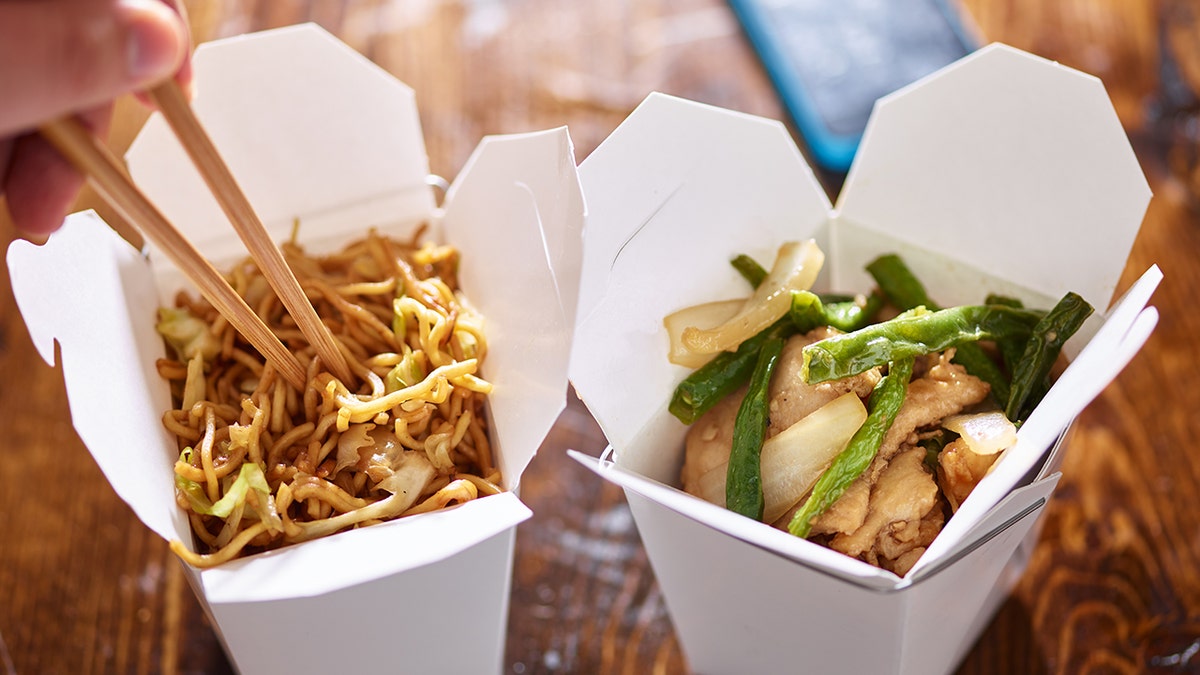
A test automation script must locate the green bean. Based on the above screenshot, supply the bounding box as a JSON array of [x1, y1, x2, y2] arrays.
[[726, 337, 785, 520], [953, 340, 1011, 405], [668, 319, 795, 424], [866, 253, 1010, 401], [801, 304, 1044, 384], [985, 294, 1024, 308], [731, 254, 768, 288], [788, 291, 826, 333], [790, 290, 883, 334], [866, 254, 936, 309], [789, 357, 915, 538], [823, 292, 884, 333], [983, 295, 1039, 377], [919, 432, 948, 473], [1005, 292, 1093, 422]]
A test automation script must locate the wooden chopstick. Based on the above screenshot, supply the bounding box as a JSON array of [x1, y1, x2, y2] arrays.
[[147, 81, 356, 385], [39, 116, 310, 392]]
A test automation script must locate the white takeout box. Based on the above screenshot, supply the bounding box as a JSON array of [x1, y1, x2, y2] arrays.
[[7, 24, 584, 674], [569, 44, 1160, 674]]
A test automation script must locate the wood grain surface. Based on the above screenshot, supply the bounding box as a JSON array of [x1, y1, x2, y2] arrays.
[[2, 1, 1198, 673]]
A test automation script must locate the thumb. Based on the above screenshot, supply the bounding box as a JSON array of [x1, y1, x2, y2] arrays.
[[0, 0, 188, 137]]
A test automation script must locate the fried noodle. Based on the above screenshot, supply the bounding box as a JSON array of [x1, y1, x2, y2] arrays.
[[155, 228, 499, 568]]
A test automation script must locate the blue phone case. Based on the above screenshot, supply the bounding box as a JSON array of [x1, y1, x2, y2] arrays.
[[728, 0, 977, 173]]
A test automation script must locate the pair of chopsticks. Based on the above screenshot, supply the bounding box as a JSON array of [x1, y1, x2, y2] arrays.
[[39, 81, 354, 392]]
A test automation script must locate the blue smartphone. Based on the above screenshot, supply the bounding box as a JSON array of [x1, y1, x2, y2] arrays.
[[728, 0, 978, 173]]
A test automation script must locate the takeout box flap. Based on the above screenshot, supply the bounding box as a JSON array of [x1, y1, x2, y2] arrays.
[[837, 43, 1151, 314], [442, 127, 585, 486], [571, 92, 831, 459], [7, 213, 184, 543], [9, 25, 582, 598], [914, 265, 1160, 572], [126, 23, 434, 272]]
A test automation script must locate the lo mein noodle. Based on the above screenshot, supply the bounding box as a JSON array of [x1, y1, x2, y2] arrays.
[[155, 227, 498, 568]]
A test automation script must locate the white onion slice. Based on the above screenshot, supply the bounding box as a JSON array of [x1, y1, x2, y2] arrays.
[[664, 299, 743, 367], [942, 411, 1017, 456], [694, 391, 867, 523], [680, 240, 824, 356]]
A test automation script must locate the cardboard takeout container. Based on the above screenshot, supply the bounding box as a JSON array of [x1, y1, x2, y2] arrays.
[[569, 44, 1160, 674], [7, 24, 584, 674]]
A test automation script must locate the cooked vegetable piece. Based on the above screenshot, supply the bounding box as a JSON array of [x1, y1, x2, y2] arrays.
[[680, 240, 824, 356], [693, 392, 868, 522], [788, 291, 826, 333], [1005, 291, 1093, 422], [942, 411, 1017, 456], [384, 351, 426, 394], [725, 337, 785, 519], [818, 293, 856, 304], [865, 254, 937, 309], [920, 433, 947, 472], [790, 290, 884, 334], [731, 254, 768, 288], [985, 294, 1024, 308], [665, 299, 744, 367], [788, 357, 915, 538], [175, 455, 271, 519], [866, 254, 1011, 403], [983, 294, 1037, 374], [669, 318, 795, 424], [800, 304, 1044, 384], [157, 307, 221, 361]]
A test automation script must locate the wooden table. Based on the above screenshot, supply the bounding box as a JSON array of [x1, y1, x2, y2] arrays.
[[2, 1, 1198, 673]]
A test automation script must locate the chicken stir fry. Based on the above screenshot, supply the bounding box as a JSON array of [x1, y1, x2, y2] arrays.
[[668, 244, 1091, 576], [686, 343, 991, 575]]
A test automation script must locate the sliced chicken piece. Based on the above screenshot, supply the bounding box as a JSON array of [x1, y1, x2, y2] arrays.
[[768, 328, 881, 436], [828, 445, 939, 562], [682, 327, 877, 497], [681, 384, 744, 494], [937, 437, 1001, 512]]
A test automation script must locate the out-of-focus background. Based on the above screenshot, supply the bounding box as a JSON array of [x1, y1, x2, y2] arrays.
[[2, 1, 1198, 673]]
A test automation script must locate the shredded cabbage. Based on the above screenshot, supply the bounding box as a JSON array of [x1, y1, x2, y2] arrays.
[[174, 449, 272, 519], [156, 307, 221, 361], [384, 351, 427, 394]]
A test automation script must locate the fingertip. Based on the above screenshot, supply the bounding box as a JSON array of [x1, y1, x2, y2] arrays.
[[122, 0, 189, 86], [4, 107, 111, 237]]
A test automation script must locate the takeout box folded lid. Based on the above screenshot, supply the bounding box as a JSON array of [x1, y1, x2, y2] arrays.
[[126, 23, 434, 266], [569, 42, 1158, 584], [835, 44, 1150, 312], [7, 24, 584, 600]]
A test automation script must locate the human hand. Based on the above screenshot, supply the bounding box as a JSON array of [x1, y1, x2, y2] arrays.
[[0, 0, 191, 236]]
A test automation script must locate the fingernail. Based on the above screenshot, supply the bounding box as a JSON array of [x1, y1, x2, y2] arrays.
[[122, 0, 187, 83]]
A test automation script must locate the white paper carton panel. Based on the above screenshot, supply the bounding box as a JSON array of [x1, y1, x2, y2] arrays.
[[126, 23, 434, 269], [592, 460, 1059, 675], [443, 128, 585, 485], [838, 43, 1151, 315], [916, 266, 1160, 574], [572, 94, 831, 472], [6, 213, 183, 542], [206, 528, 516, 675], [574, 93, 831, 328]]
